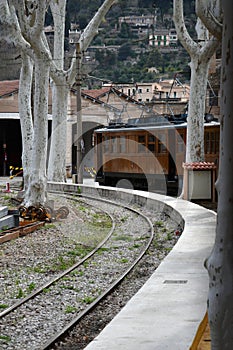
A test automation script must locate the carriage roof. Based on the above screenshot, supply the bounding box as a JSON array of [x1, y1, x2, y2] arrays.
[[95, 117, 219, 134]]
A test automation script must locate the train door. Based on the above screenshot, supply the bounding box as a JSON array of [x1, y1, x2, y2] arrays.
[[95, 133, 104, 181], [175, 129, 186, 175], [168, 128, 176, 181], [175, 128, 186, 195]]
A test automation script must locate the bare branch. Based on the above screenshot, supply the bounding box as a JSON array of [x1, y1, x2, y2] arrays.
[[173, 0, 198, 57], [68, 0, 118, 84], [196, 0, 222, 40], [0, 1, 33, 56]]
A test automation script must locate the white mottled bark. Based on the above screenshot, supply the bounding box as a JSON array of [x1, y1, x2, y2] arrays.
[[196, 0, 222, 40], [18, 52, 34, 190], [48, 81, 69, 181], [186, 56, 210, 162], [24, 56, 50, 207], [47, 0, 68, 181], [173, 0, 219, 161], [17, 0, 51, 207], [1, 0, 118, 202], [48, 0, 118, 181], [206, 2, 233, 348]]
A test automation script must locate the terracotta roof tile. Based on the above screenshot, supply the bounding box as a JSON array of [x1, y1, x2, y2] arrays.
[[0, 80, 19, 97], [183, 162, 216, 170], [82, 87, 111, 99]]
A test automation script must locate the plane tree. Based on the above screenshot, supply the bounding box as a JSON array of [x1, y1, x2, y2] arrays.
[[196, 0, 222, 41], [175, 2, 233, 348], [204, 1, 233, 348], [48, 0, 118, 182], [173, 0, 220, 168], [195, 1, 233, 349], [0, 0, 117, 207], [1, 0, 52, 206]]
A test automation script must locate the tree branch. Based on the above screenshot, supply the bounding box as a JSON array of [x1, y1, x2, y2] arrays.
[[196, 0, 222, 41], [68, 0, 118, 84], [200, 35, 220, 63], [173, 0, 198, 57]]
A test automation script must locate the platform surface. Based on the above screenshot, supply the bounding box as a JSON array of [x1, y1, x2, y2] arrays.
[[80, 190, 216, 350]]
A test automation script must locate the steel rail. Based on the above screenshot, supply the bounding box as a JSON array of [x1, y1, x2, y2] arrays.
[[1, 191, 154, 350], [41, 193, 154, 350], [0, 198, 115, 318]]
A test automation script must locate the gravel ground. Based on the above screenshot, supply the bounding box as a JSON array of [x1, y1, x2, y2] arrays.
[[0, 184, 181, 349], [55, 212, 180, 350]]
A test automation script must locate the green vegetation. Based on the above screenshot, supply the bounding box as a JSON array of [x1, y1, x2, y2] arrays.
[[0, 335, 11, 342], [15, 287, 24, 299], [42, 223, 56, 230], [81, 295, 96, 304], [0, 225, 9, 233], [27, 282, 36, 292], [30, 244, 92, 274], [73, 270, 84, 277], [65, 305, 78, 313], [66, 245, 92, 258], [57, 0, 195, 84], [0, 304, 8, 309], [113, 234, 133, 242], [154, 220, 164, 227], [119, 258, 129, 263]]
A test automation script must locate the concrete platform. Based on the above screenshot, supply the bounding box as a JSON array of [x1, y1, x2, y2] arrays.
[[47, 182, 216, 350], [0, 214, 17, 231], [0, 206, 18, 231], [0, 206, 8, 219]]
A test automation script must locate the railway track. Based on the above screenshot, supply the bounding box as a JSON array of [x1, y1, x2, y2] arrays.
[[0, 193, 155, 350]]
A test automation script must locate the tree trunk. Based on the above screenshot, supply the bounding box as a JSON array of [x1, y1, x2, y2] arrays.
[[196, 0, 222, 40], [47, 0, 68, 182], [206, 2, 233, 349], [24, 56, 50, 207], [47, 83, 69, 181], [48, 0, 118, 182], [18, 52, 34, 190], [185, 58, 210, 162], [173, 0, 219, 198]]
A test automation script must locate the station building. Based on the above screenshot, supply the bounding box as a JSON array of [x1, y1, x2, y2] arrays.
[[0, 78, 195, 177], [0, 81, 154, 176]]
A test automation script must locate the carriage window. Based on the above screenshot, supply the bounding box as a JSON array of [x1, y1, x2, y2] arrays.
[[177, 132, 185, 153], [138, 135, 146, 153], [111, 136, 117, 153], [103, 136, 110, 153], [128, 135, 137, 153], [205, 132, 215, 154], [119, 136, 126, 153], [148, 134, 155, 152], [158, 133, 167, 153], [205, 131, 220, 154]]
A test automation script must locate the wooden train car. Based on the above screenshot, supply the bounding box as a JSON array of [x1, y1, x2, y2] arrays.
[[94, 115, 220, 196]]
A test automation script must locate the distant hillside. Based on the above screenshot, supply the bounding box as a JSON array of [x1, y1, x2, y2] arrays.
[[64, 0, 196, 86], [0, 1, 196, 82], [65, 0, 195, 30]]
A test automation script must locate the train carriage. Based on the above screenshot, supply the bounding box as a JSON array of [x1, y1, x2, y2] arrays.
[[94, 115, 220, 196]]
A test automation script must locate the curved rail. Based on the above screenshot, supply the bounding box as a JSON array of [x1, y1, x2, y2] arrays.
[[42, 197, 154, 349], [0, 192, 154, 350], [0, 197, 115, 319]]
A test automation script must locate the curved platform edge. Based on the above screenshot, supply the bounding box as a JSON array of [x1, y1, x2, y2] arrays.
[[48, 182, 216, 350]]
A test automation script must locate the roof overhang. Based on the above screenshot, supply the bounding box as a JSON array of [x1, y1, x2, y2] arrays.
[[0, 113, 52, 120]]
